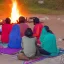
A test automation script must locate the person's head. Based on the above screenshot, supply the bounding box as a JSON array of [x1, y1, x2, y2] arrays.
[[33, 17, 40, 25], [5, 18, 11, 24], [19, 16, 25, 23], [44, 26, 53, 34], [25, 28, 33, 38]]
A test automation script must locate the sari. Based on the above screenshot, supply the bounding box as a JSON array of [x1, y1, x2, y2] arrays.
[[33, 23, 43, 45], [40, 27, 59, 56], [1, 24, 12, 43], [8, 24, 22, 48]]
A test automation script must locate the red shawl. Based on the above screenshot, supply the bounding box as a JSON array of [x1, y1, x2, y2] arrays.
[[33, 23, 44, 45], [1, 24, 12, 43]]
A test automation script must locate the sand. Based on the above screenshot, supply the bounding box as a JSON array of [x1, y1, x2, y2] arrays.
[[0, 14, 64, 64]]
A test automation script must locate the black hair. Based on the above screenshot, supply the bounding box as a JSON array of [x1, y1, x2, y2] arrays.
[[33, 17, 40, 25], [5, 18, 11, 24], [19, 16, 25, 23], [44, 26, 53, 34], [62, 39, 64, 40], [25, 28, 33, 38]]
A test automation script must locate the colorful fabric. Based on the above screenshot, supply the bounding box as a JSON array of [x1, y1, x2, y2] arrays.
[[33, 23, 43, 39], [0, 43, 8, 48], [0, 45, 3, 48], [0, 25, 2, 32], [0, 48, 21, 55], [40, 27, 59, 56], [1, 24, 12, 43], [33, 23, 43, 45], [23, 49, 64, 64], [8, 24, 22, 48], [18, 23, 29, 37], [23, 56, 45, 64]]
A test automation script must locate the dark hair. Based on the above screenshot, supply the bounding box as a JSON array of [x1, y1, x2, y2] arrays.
[[19, 16, 25, 23], [33, 17, 40, 25], [25, 28, 33, 38], [44, 26, 53, 34], [5, 18, 11, 24]]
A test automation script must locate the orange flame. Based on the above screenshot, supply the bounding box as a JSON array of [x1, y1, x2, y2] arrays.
[[11, 0, 21, 23]]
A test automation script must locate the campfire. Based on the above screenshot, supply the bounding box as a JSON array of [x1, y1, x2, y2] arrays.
[[11, 0, 21, 23], [0, 0, 29, 24]]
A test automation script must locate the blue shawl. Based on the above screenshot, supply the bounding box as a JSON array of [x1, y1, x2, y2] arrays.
[[8, 24, 22, 48]]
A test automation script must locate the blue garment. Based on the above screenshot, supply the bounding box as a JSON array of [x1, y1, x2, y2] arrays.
[[8, 24, 22, 48]]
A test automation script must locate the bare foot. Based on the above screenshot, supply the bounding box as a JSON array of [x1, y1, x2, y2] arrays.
[[17, 53, 29, 61]]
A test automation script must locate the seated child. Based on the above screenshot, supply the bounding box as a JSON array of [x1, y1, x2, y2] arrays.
[[18, 28, 37, 60]]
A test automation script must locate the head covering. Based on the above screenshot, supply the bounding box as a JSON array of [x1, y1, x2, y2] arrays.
[[40, 27, 47, 42], [40, 27, 59, 56], [8, 24, 22, 48], [44, 26, 53, 34]]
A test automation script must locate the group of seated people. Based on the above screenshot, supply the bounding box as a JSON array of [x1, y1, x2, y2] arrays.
[[0, 16, 59, 60]]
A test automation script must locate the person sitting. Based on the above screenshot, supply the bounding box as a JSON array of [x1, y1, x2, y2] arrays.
[[18, 28, 37, 60], [40, 26, 59, 56], [18, 16, 29, 37], [1, 18, 12, 43], [33, 17, 44, 45], [8, 24, 21, 48]]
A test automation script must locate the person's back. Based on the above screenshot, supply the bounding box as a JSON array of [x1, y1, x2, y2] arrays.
[[18, 28, 37, 60], [33, 23, 43, 38], [18, 16, 29, 37], [33, 17, 44, 45], [1, 18, 12, 43], [22, 36, 36, 57], [8, 24, 21, 48], [40, 26, 59, 56], [19, 23, 29, 37]]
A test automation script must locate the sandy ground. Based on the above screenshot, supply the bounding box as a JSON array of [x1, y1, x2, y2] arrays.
[[0, 14, 64, 64]]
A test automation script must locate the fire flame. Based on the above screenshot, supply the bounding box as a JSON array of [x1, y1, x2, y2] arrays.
[[11, 0, 21, 23]]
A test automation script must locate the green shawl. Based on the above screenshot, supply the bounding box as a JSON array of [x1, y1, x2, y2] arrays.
[[40, 27, 59, 56]]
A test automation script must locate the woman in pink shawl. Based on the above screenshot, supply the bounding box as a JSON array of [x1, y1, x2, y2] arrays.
[[1, 18, 12, 43], [18, 16, 29, 37], [33, 17, 44, 45]]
